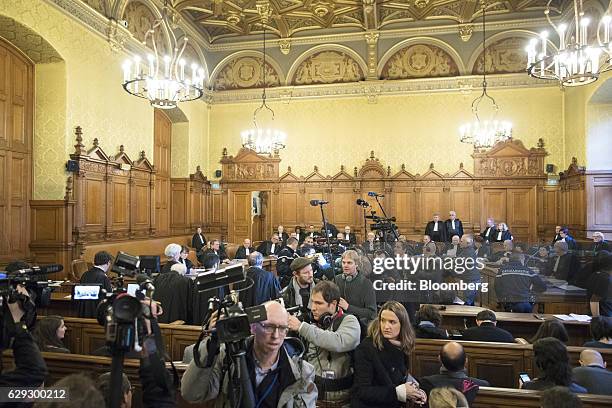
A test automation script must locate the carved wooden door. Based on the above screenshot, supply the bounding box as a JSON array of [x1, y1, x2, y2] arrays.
[[154, 109, 171, 236]]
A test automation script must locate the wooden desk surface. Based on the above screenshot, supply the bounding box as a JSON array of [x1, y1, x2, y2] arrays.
[[438, 304, 591, 326]]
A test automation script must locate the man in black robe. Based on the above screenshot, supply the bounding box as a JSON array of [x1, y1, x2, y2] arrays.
[[321, 221, 338, 238], [237, 252, 280, 308], [445, 211, 464, 241], [342, 226, 357, 246], [191, 226, 207, 263], [551, 225, 563, 246], [257, 233, 282, 256], [234, 238, 253, 260], [425, 213, 447, 242], [593, 232, 610, 253], [153, 263, 193, 324], [276, 225, 289, 246], [203, 239, 228, 263], [480, 218, 497, 243], [78, 251, 113, 318]]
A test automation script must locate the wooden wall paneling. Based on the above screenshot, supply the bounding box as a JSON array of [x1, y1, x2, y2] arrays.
[[538, 185, 559, 240], [277, 187, 300, 229], [586, 172, 612, 237], [170, 179, 189, 234], [482, 188, 507, 227], [216, 141, 553, 244], [154, 109, 171, 236], [506, 187, 535, 243], [0, 38, 33, 263], [29, 200, 75, 279], [188, 167, 210, 230], [390, 187, 415, 236], [559, 159, 587, 237], [130, 154, 155, 239], [448, 186, 474, 232], [228, 190, 252, 243]]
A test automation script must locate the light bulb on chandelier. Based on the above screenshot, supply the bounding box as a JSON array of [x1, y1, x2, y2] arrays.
[[526, 0, 612, 87], [240, 16, 287, 155], [121, 1, 205, 109], [459, 4, 512, 150]]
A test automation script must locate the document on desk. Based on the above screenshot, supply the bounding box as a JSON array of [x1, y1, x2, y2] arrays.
[[553, 314, 573, 321], [568, 313, 591, 322]]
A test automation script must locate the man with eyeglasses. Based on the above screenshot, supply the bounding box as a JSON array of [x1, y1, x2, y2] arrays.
[[287, 280, 360, 407], [182, 301, 318, 407]]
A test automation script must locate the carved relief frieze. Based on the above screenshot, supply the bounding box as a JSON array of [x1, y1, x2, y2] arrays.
[[381, 44, 459, 79], [472, 37, 529, 75], [214, 57, 281, 90], [220, 148, 281, 181], [291, 50, 365, 85], [472, 139, 546, 178]]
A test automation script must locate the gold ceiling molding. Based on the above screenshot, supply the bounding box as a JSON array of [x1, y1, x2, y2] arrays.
[[208, 73, 555, 105], [0, 16, 63, 63], [173, 0, 565, 43]]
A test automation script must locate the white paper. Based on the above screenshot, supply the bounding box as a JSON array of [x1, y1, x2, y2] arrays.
[[553, 314, 573, 321], [568, 313, 592, 322]]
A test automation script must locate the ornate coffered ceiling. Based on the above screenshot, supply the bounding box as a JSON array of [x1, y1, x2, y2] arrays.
[[174, 0, 565, 43]]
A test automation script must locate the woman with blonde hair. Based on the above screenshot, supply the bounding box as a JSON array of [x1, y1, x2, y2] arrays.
[[352, 301, 426, 408], [493, 222, 513, 242], [428, 387, 469, 408]]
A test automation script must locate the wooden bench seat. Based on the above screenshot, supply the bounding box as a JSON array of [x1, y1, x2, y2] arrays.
[[473, 387, 612, 408], [4, 351, 612, 408], [52, 317, 612, 390]]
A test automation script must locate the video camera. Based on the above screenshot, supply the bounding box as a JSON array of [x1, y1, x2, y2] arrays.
[[0, 264, 62, 349]]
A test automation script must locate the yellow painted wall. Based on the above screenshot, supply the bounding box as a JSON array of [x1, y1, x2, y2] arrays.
[[209, 86, 566, 177], [564, 86, 589, 168], [2, 0, 209, 198], [587, 103, 612, 171]]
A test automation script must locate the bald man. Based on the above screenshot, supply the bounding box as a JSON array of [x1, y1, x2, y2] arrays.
[[182, 301, 318, 405], [572, 349, 612, 395], [420, 342, 489, 404]]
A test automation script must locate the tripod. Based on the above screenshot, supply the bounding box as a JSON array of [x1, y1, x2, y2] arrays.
[[316, 202, 333, 265], [373, 195, 399, 244], [219, 340, 256, 408]]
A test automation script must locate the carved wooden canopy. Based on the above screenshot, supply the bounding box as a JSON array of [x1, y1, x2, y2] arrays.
[[220, 147, 281, 181], [471, 139, 547, 178]]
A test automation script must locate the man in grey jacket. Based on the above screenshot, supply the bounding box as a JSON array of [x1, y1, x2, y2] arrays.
[[181, 301, 318, 407], [334, 250, 377, 327], [287, 280, 360, 407]]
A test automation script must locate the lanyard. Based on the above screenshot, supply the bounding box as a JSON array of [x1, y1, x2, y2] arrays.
[[255, 373, 278, 408]]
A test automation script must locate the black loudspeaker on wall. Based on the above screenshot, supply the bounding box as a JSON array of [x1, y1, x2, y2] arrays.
[[546, 164, 554, 173], [66, 160, 79, 172], [215, 169, 222, 178]]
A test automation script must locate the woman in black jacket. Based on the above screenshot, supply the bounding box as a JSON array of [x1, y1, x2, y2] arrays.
[[353, 301, 427, 408], [34, 315, 70, 353]]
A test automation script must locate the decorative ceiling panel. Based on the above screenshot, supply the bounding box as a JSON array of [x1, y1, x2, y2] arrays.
[[174, 0, 566, 42]]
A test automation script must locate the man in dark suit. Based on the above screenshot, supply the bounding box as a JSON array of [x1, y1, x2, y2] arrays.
[[480, 218, 497, 243], [321, 221, 338, 238], [191, 226, 207, 260], [461, 310, 515, 343], [445, 211, 464, 241], [78, 251, 113, 318], [425, 213, 447, 242], [237, 252, 280, 308], [204, 239, 228, 263], [572, 349, 612, 395], [342, 226, 357, 246], [548, 241, 577, 282], [593, 232, 610, 253], [257, 233, 282, 256], [234, 238, 253, 260], [560, 227, 578, 251], [306, 225, 319, 240], [420, 342, 490, 404], [551, 225, 563, 245]]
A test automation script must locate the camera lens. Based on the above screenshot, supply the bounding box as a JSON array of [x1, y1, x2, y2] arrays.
[[114, 295, 142, 322]]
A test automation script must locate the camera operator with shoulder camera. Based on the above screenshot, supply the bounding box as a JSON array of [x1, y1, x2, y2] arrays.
[[181, 300, 318, 407], [0, 283, 48, 393], [287, 281, 361, 407]]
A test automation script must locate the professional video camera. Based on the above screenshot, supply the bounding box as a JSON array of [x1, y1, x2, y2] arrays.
[[192, 262, 267, 408], [0, 263, 62, 349]]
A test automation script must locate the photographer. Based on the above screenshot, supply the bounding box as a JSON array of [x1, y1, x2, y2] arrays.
[[78, 251, 113, 318], [181, 301, 318, 407], [0, 284, 48, 393], [97, 298, 176, 407], [287, 281, 360, 407]]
